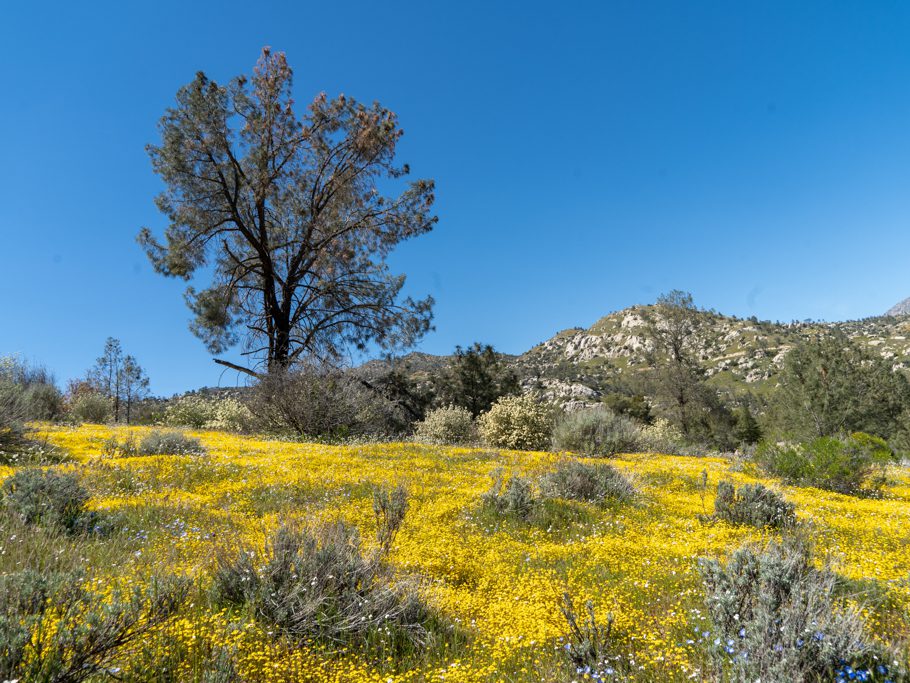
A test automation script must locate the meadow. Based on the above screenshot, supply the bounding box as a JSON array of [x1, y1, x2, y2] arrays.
[[3, 424, 910, 682]]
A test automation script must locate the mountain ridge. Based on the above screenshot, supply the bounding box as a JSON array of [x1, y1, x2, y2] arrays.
[[382, 300, 910, 410]]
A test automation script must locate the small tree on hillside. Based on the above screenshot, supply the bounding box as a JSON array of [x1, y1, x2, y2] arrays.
[[138, 48, 436, 377], [642, 291, 733, 445], [436, 343, 520, 417]]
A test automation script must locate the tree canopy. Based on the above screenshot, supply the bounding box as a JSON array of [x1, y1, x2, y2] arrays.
[[773, 332, 910, 441], [436, 343, 520, 417], [139, 48, 436, 376], [642, 291, 733, 445]]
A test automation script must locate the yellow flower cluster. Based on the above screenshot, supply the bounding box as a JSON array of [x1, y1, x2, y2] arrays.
[[13, 424, 909, 681]]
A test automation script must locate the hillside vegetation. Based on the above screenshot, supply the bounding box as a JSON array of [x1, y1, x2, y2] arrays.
[[1, 424, 907, 681], [515, 306, 910, 408]]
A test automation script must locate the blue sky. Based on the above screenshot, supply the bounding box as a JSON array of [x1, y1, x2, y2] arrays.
[[2, 1, 910, 395]]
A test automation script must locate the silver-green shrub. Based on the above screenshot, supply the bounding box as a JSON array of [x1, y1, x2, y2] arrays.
[[539, 460, 635, 504], [713, 480, 795, 529], [139, 430, 206, 456], [552, 407, 640, 456], [101, 432, 140, 458], [1, 468, 91, 533], [698, 538, 903, 682], [560, 592, 628, 680], [413, 405, 475, 445], [478, 394, 554, 451], [212, 522, 433, 654], [480, 471, 536, 519], [373, 484, 408, 555]]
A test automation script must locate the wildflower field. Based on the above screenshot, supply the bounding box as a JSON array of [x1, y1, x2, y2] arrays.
[[4, 424, 910, 682]]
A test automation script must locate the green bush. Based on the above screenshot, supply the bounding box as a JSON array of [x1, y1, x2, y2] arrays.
[[1, 468, 91, 533], [552, 407, 640, 456], [212, 522, 435, 655], [478, 394, 553, 451], [0, 569, 186, 682], [69, 392, 112, 424], [755, 432, 897, 494], [713, 480, 795, 528], [602, 392, 652, 424], [139, 430, 206, 456], [1, 356, 61, 440], [22, 383, 64, 421], [0, 377, 26, 451], [480, 472, 536, 519], [698, 538, 904, 682], [413, 405, 475, 445], [538, 460, 635, 505], [732, 405, 762, 445]]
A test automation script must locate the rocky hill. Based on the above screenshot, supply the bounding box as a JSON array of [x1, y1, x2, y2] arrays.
[[887, 297, 910, 317], [511, 304, 910, 408]]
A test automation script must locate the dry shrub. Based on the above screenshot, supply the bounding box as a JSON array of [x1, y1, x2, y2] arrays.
[[139, 430, 206, 456], [552, 407, 640, 456]]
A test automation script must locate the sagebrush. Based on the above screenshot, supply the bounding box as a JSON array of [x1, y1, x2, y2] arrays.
[[212, 522, 437, 657], [1, 468, 92, 533], [139, 430, 206, 456], [551, 407, 640, 456], [539, 459, 636, 505], [712, 480, 795, 529], [698, 537, 903, 682]]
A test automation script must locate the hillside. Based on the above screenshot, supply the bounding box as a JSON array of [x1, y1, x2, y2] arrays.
[[370, 304, 910, 410], [512, 305, 910, 407]]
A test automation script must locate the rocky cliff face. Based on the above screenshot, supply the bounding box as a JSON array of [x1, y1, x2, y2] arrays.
[[886, 297, 910, 317]]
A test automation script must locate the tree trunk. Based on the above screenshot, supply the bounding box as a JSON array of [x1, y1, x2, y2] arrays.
[[270, 322, 292, 373]]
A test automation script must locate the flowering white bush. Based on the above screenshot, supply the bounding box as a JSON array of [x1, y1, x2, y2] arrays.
[[162, 395, 254, 433], [478, 394, 553, 451], [637, 418, 685, 454], [413, 405, 475, 445]]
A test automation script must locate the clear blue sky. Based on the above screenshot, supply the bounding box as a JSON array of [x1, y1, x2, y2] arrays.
[[2, 1, 910, 395]]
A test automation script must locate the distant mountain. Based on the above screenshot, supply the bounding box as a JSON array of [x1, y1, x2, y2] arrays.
[[384, 305, 910, 410], [886, 297, 910, 317]]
